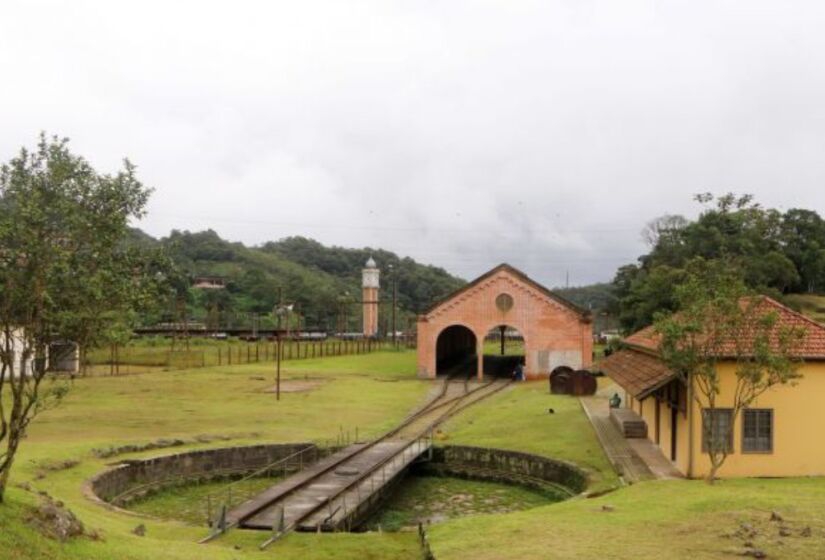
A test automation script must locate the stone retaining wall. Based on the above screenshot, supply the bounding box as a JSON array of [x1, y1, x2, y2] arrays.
[[89, 442, 317, 506], [420, 445, 588, 495]]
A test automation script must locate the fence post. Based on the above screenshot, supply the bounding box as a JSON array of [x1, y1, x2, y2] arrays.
[[256, 344, 260, 362], [218, 347, 222, 366]]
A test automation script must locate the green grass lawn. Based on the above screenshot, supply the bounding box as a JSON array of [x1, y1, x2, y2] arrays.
[[4, 348, 825, 559], [438, 382, 619, 493], [428, 478, 825, 560], [425, 382, 825, 559], [482, 339, 525, 356], [86, 336, 398, 373], [1, 350, 427, 560], [128, 477, 282, 526]]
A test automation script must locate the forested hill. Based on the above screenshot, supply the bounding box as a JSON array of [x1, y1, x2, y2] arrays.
[[611, 194, 825, 332], [133, 229, 466, 331]]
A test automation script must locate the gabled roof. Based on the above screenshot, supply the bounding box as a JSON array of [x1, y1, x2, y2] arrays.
[[599, 348, 676, 399], [603, 295, 825, 400], [421, 263, 590, 319], [624, 296, 825, 360]]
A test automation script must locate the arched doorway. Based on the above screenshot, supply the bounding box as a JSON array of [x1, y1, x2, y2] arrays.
[[482, 325, 525, 378], [416, 264, 593, 380], [435, 325, 478, 377]]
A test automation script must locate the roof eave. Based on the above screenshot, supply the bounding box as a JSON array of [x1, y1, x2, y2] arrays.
[[421, 263, 590, 319]]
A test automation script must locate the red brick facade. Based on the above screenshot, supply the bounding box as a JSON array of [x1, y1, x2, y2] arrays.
[[416, 264, 593, 379]]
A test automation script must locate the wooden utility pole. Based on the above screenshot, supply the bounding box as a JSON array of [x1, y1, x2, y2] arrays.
[[276, 333, 281, 401], [274, 286, 283, 402], [392, 275, 397, 349]]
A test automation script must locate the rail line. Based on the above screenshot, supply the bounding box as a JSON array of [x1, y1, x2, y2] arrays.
[[200, 367, 512, 549]]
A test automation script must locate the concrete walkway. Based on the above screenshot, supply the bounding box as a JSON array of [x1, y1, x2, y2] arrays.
[[580, 397, 682, 483]]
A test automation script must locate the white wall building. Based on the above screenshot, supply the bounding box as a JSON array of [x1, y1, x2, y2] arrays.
[[1, 330, 79, 377]]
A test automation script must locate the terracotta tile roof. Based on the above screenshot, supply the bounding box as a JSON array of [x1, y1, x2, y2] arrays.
[[623, 296, 825, 360], [623, 325, 659, 353], [598, 348, 676, 399]]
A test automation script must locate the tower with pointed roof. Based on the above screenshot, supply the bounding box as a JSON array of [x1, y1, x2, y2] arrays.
[[362, 256, 380, 337]]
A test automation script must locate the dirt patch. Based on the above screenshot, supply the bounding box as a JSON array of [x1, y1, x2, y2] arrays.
[[263, 380, 324, 393]]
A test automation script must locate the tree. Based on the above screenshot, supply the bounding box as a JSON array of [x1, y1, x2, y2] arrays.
[[641, 214, 689, 249], [614, 194, 825, 332], [780, 209, 825, 293], [654, 260, 804, 483], [0, 134, 154, 502]]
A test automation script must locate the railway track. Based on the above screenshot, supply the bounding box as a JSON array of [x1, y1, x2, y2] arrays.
[[201, 368, 512, 549]]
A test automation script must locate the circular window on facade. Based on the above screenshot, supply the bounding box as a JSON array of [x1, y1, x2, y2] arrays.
[[495, 293, 514, 312]]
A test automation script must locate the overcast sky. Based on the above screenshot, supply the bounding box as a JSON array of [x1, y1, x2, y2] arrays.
[[3, 1, 825, 287]]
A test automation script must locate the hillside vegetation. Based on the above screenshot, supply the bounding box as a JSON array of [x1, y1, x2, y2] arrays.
[[135, 230, 465, 332], [611, 195, 825, 331], [784, 294, 825, 324]]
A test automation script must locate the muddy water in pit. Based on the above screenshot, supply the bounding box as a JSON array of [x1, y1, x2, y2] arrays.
[[364, 474, 560, 532]]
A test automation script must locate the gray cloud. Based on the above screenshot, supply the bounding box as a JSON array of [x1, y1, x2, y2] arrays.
[[3, 1, 825, 286]]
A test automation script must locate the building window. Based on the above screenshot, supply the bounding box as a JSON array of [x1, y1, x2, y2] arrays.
[[743, 409, 773, 453], [702, 408, 733, 454]]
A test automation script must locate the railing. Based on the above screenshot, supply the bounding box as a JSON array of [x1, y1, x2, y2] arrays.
[[203, 444, 319, 525], [202, 427, 362, 531], [260, 431, 434, 548]]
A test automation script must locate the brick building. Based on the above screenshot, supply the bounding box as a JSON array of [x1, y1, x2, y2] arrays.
[[416, 264, 593, 379]]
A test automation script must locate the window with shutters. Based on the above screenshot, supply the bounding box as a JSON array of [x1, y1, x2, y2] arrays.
[[702, 408, 734, 454], [742, 409, 773, 453]]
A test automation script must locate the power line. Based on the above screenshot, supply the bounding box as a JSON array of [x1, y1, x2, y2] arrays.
[[145, 212, 642, 235]]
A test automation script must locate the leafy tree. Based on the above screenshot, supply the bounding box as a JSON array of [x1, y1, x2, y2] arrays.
[[0, 134, 154, 501], [641, 214, 689, 250], [614, 264, 686, 332], [654, 260, 804, 483], [614, 194, 825, 331], [780, 209, 825, 293]]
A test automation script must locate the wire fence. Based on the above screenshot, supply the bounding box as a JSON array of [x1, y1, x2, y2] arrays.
[[84, 337, 416, 376]]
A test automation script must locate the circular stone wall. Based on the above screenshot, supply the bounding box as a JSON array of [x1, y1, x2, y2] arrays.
[[415, 445, 588, 499], [86, 442, 318, 508]]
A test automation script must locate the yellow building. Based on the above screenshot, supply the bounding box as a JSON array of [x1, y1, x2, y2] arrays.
[[600, 297, 825, 478]]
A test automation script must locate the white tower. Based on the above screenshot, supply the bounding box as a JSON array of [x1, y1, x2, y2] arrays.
[[362, 257, 380, 337]]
